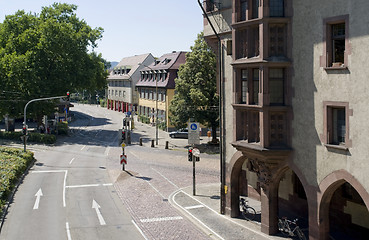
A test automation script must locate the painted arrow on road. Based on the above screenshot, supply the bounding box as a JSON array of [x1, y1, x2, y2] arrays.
[[33, 188, 43, 210], [92, 199, 106, 225]]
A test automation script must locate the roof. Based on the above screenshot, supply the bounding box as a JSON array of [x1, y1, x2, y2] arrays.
[[140, 51, 187, 71], [136, 51, 187, 89], [108, 53, 154, 80]]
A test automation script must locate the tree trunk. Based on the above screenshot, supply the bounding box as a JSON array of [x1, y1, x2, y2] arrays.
[[211, 121, 218, 143]]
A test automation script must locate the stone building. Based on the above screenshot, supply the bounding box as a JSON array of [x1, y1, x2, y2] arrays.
[[107, 53, 155, 113], [201, 0, 369, 239], [136, 51, 187, 132]]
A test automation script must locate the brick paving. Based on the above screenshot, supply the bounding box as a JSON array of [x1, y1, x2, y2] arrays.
[[105, 116, 220, 240]]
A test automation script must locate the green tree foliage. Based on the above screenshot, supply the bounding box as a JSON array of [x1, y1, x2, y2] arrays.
[[169, 32, 219, 142], [0, 3, 108, 119]]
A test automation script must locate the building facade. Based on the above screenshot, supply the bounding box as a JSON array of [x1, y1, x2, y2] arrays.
[[136, 51, 186, 132], [202, 0, 369, 239], [107, 53, 155, 113]]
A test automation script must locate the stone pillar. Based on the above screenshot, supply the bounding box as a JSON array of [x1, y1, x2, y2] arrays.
[[260, 185, 279, 235]]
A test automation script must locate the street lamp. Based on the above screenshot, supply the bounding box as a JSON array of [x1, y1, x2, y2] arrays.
[[139, 63, 159, 145]]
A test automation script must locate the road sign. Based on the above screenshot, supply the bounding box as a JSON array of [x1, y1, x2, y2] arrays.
[[121, 143, 126, 148], [188, 122, 200, 145], [120, 154, 127, 164], [192, 148, 200, 157]]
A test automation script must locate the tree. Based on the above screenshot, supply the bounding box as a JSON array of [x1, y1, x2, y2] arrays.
[[169, 32, 219, 143], [0, 3, 108, 122]]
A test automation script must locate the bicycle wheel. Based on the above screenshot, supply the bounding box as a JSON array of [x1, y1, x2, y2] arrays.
[[295, 227, 306, 240], [278, 220, 290, 236], [242, 206, 256, 221]]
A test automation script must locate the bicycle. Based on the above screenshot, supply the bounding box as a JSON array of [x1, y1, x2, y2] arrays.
[[239, 198, 256, 221], [278, 217, 306, 240]]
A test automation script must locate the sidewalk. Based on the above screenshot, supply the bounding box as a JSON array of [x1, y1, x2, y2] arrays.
[[170, 183, 287, 240], [131, 116, 218, 154]]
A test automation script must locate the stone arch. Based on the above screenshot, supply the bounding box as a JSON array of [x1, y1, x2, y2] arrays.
[[274, 162, 310, 225], [226, 151, 248, 217], [318, 170, 369, 240]]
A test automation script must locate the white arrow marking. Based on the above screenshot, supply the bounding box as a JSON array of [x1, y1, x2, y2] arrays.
[[33, 188, 43, 210], [92, 199, 106, 225]]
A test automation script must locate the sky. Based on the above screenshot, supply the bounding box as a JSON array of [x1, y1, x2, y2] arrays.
[[0, 0, 204, 62]]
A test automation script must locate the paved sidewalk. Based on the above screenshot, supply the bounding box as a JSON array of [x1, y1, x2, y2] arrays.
[[170, 183, 287, 240]]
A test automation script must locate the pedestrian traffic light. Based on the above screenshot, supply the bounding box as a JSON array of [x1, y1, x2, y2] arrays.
[[22, 125, 27, 135], [188, 147, 193, 161], [66, 92, 70, 101]]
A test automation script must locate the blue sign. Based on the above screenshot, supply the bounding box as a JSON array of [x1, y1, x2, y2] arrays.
[[190, 123, 198, 131], [126, 111, 131, 116]]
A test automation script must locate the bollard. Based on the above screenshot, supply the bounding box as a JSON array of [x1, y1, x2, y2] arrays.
[[165, 141, 169, 149], [151, 139, 154, 148], [139, 137, 143, 146]]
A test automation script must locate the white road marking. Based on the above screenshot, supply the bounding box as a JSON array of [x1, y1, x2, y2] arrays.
[[92, 199, 106, 225], [32, 170, 67, 207], [140, 216, 183, 223], [104, 147, 110, 156], [147, 181, 166, 199], [66, 222, 72, 240], [69, 158, 75, 165], [66, 183, 112, 188], [33, 188, 43, 210], [80, 145, 86, 151], [63, 170, 67, 207], [151, 168, 179, 189], [171, 191, 225, 240], [131, 220, 148, 240], [178, 190, 275, 240], [184, 205, 204, 210]]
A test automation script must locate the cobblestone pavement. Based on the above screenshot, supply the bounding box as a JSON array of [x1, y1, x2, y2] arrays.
[[107, 142, 220, 240]]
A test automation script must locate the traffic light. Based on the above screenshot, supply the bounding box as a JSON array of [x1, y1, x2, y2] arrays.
[[22, 125, 27, 135], [188, 147, 193, 161], [66, 92, 70, 101]]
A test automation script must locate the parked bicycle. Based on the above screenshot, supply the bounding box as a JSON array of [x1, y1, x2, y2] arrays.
[[239, 198, 256, 221], [278, 217, 306, 240]]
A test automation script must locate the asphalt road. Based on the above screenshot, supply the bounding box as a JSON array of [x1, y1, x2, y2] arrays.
[[1, 103, 222, 240], [0, 104, 144, 240]]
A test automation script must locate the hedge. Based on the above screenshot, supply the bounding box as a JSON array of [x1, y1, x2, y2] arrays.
[[0, 147, 35, 215], [0, 131, 56, 144]]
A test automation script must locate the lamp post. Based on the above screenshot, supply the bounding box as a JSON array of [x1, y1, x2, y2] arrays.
[[139, 63, 159, 145]]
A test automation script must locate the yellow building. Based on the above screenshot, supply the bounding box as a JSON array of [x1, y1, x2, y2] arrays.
[[136, 51, 187, 131]]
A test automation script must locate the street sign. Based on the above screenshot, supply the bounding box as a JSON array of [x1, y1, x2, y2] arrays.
[[188, 122, 200, 145], [192, 148, 200, 157], [121, 143, 126, 148], [120, 155, 127, 164]]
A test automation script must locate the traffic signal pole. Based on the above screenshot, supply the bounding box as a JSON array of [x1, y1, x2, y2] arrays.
[[23, 94, 68, 152]]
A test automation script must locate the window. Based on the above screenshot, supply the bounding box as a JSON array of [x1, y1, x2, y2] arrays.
[[269, 24, 285, 57], [252, 0, 259, 19], [331, 107, 345, 145], [324, 102, 351, 148], [270, 112, 286, 146], [241, 69, 248, 103], [206, 0, 215, 12], [240, 0, 248, 21], [323, 15, 349, 68], [332, 23, 345, 64], [269, 68, 284, 105], [270, 0, 284, 17], [237, 29, 248, 59], [250, 26, 260, 57], [252, 69, 259, 105], [119, 91, 121, 97], [236, 27, 259, 59]]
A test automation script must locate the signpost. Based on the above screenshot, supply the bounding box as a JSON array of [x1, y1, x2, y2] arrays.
[[188, 121, 201, 195], [188, 122, 200, 145], [120, 143, 127, 170]]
